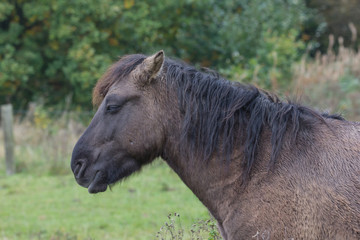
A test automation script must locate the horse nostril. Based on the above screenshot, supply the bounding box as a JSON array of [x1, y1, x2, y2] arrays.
[[74, 163, 81, 175], [74, 160, 86, 179]]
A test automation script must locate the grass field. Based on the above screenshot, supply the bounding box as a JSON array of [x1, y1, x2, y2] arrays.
[[0, 161, 210, 240]]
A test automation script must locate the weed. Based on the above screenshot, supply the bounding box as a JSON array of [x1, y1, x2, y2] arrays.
[[156, 213, 223, 240]]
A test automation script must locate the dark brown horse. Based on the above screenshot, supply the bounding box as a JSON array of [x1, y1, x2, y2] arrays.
[[71, 51, 360, 239]]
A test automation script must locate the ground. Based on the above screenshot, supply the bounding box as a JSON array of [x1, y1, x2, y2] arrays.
[[0, 161, 209, 240]]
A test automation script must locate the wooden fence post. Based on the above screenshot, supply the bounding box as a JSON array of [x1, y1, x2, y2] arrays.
[[1, 104, 15, 175]]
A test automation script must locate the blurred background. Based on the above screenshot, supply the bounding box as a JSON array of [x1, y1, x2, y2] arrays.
[[0, 0, 359, 239]]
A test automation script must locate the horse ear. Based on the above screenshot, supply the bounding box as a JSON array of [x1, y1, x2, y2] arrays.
[[134, 50, 164, 86]]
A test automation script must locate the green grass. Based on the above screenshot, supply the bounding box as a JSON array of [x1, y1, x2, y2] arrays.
[[0, 161, 209, 240], [0, 117, 217, 239]]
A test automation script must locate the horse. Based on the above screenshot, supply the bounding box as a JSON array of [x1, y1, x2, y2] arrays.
[[71, 51, 360, 239]]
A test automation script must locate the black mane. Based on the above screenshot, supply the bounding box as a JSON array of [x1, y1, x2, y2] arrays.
[[96, 54, 338, 181], [163, 58, 331, 180]]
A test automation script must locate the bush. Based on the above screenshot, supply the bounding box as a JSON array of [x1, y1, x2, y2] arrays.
[[221, 29, 305, 90], [0, 0, 311, 110]]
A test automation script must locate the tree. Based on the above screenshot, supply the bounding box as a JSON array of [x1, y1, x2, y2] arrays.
[[0, 0, 310, 110]]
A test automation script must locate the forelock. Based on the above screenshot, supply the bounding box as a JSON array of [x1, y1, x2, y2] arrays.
[[92, 54, 146, 107]]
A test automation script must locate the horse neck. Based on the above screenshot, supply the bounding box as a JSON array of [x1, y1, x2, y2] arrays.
[[161, 116, 272, 225], [158, 76, 279, 224]]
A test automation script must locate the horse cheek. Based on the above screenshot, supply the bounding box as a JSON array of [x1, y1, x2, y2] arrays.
[[133, 122, 163, 160]]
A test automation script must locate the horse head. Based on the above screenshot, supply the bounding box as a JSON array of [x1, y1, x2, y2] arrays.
[[71, 51, 167, 193]]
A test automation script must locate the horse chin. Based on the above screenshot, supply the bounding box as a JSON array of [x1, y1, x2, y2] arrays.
[[108, 157, 141, 185], [87, 171, 108, 194], [82, 157, 141, 194]]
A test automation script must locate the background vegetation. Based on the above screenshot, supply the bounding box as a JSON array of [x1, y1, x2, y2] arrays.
[[0, 0, 336, 109], [0, 0, 359, 239]]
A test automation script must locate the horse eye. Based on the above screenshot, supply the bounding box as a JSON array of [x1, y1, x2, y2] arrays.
[[106, 105, 121, 113], [104, 95, 139, 114]]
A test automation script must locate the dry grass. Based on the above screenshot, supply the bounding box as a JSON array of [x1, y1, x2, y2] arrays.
[[292, 35, 360, 121], [0, 112, 85, 175]]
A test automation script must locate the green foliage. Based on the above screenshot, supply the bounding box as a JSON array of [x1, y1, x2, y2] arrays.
[[0, 0, 118, 109], [0, 0, 311, 109], [217, 0, 308, 90], [222, 29, 305, 90], [305, 0, 360, 52]]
